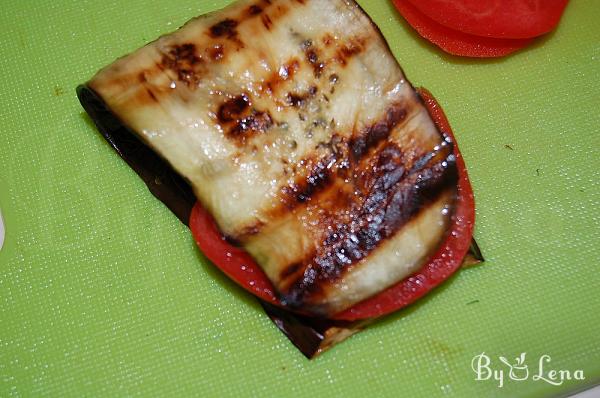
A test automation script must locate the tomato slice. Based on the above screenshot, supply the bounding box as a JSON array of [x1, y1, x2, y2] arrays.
[[190, 202, 280, 304], [392, 0, 533, 57], [190, 88, 475, 321], [407, 0, 569, 39]]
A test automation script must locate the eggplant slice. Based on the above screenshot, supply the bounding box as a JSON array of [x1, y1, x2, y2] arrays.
[[77, 0, 485, 356], [82, 0, 459, 317], [78, 84, 482, 358]]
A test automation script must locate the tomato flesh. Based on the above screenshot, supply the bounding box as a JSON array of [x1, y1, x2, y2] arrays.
[[190, 88, 475, 321], [407, 0, 569, 39], [392, 0, 533, 57], [190, 202, 279, 304]]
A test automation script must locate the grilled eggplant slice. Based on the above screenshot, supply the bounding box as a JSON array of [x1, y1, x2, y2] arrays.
[[77, 85, 479, 358], [81, 0, 458, 318]]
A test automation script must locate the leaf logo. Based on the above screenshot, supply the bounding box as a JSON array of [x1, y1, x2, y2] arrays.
[[499, 353, 529, 381]]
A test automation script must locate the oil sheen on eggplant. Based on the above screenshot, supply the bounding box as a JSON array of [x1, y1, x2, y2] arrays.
[[85, 0, 458, 317]]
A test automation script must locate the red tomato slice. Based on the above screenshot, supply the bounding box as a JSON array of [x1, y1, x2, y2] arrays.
[[190, 202, 280, 305], [190, 88, 475, 321], [392, 0, 533, 57], [407, 0, 569, 39]]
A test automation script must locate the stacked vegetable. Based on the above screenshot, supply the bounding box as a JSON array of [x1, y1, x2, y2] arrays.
[[392, 0, 569, 57], [189, 88, 476, 321]]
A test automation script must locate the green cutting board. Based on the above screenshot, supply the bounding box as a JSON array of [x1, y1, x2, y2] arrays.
[[1, 1, 599, 397]]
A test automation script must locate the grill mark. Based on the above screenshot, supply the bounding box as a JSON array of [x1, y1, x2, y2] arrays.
[[277, 148, 344, 213], [239, 220, 265, 236], [248, 5, 263, 15], [160, 43, 203, 87], [218, 94, 251, 122], [216, 94, 274, 145], [137, 72, 158, 102], [208, 18, 245, 48], [249, 2, 290, 32], [262, 13, 273, 30], [349, 104, 408, 159], [281, 141, 457, 309], [146, 87, 158, 102], [335, 38, 366, 66], [295, 155, 334, 203], [212, 1, 284, 41], [209, 18, 238, 38], [207, 44, 224, 61], [229, 110, 274, 142]]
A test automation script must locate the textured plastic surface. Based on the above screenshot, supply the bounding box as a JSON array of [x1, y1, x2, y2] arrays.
[[0, 1, 598, 397]]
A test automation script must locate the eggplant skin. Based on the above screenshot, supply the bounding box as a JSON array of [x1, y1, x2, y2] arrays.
[[85, 0, 458, 317]]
